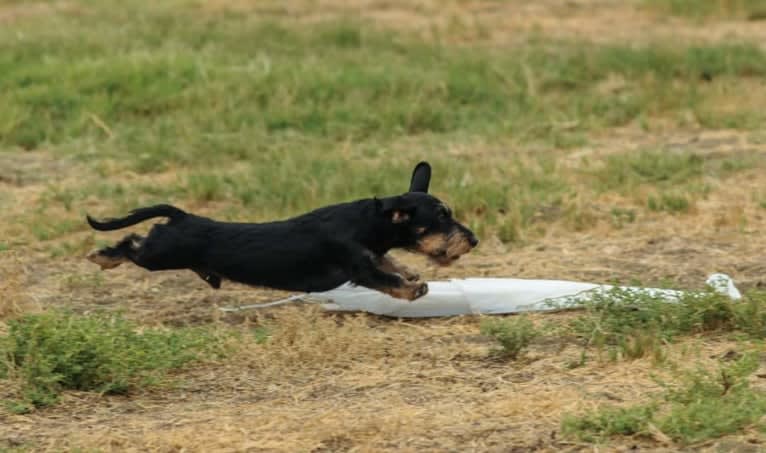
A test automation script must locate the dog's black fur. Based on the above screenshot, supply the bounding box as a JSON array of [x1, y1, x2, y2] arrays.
[[86, 162, 478, 300]]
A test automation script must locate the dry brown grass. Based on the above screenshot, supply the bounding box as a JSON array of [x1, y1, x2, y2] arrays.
[[0, 1, 79, 24], [2, 125, 766, 450], [3, 305, 761, 451], [2, 0, 766, 450], [0, 253, 40, 327]]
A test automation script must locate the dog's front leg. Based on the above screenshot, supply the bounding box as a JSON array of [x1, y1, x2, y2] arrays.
[[376, 254, 420, 282], [355, 260, 428, 301], [332, 242, 428, 301]]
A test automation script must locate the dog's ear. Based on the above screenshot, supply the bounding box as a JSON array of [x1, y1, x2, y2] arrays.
[[378, 196, 415, 224], [409, 161, 431, 193]]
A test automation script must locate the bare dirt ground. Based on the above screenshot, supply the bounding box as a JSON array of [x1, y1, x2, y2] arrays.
[[2, 1, 766, 451]]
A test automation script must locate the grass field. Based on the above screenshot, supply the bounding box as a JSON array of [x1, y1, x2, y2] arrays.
[[2, 0, 766, 451]]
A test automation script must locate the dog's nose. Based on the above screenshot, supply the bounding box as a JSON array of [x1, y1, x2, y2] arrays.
[[469, 236, 479, 247]]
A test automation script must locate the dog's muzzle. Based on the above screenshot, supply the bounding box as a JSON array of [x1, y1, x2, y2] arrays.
[[422, 229, 479, 266]]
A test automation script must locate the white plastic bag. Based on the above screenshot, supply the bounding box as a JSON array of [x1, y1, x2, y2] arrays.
[[315, 273, 741, 318]]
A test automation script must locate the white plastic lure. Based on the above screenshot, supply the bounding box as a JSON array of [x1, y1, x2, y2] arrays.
[[220, 273, 742, 319]]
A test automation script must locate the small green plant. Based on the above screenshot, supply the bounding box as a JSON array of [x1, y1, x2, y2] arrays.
[[0, 311, 229, 412], [480, 316, 538, 360], [563, 354, 766, 445], [733, 292, 766, 337], [570, 288, 677, 361], [568, 287, 759, 361], [562, 404, 657, 441], [647, 192, 691, 213], [609, 207, 637, 228], [252, 326, 271, 344], [657, 354, 766, 444]]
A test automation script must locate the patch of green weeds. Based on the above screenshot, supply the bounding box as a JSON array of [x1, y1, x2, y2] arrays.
[[0, 311, 232, 412], [252, 326, 271, 344], [647, 192, 692, 213], [562, 354, 766, 445], [562, 404, 658, 441], [610, 207, 637, 228], [480, 316, 539, 360], [569, 287, 765, 361]]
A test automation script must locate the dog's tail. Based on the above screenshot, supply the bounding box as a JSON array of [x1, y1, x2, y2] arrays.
[[86, 204, 187, 231]]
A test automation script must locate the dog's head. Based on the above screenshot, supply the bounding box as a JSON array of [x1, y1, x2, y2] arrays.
[[379, 162, 479, 266]]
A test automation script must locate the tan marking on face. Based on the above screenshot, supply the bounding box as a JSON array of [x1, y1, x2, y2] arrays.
[[444, 233, 473, 257], [415, 232, 449, 255], [415, 229, 475, 266]]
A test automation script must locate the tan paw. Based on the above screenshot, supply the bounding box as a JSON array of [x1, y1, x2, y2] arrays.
[[86, 251, 124, 270], [383, 281, 429, 301]]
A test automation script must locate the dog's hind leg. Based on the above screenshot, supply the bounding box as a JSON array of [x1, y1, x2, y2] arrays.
[[87, 233, 144, 270], [192, 269, 222, 289]]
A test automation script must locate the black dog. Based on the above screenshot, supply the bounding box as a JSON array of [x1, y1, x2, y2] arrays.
[[86, 162, 478, 300]]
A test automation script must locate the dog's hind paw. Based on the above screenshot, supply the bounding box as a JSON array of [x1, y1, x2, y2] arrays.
[[86, 250, 125, 270]]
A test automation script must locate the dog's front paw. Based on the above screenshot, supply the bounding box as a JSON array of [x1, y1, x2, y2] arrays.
[[410, 281, 428, 300], [385, 281, 428, 301]]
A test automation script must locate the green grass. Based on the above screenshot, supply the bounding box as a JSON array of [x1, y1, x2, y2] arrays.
[[480, 316, 539, 359], [562, 353, 766, 445], [562, 404, 658, 441], [0, 311, 231, 412], [647, 192, 692, 213], [645, 0, 766, 20], [588, 150, 757, 216], [4, 23, 765, 155], [484, 287, 766, 365], [2, 1, 766, 242], [591, 151, 705, 193], [568, 287, 766, 361]]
